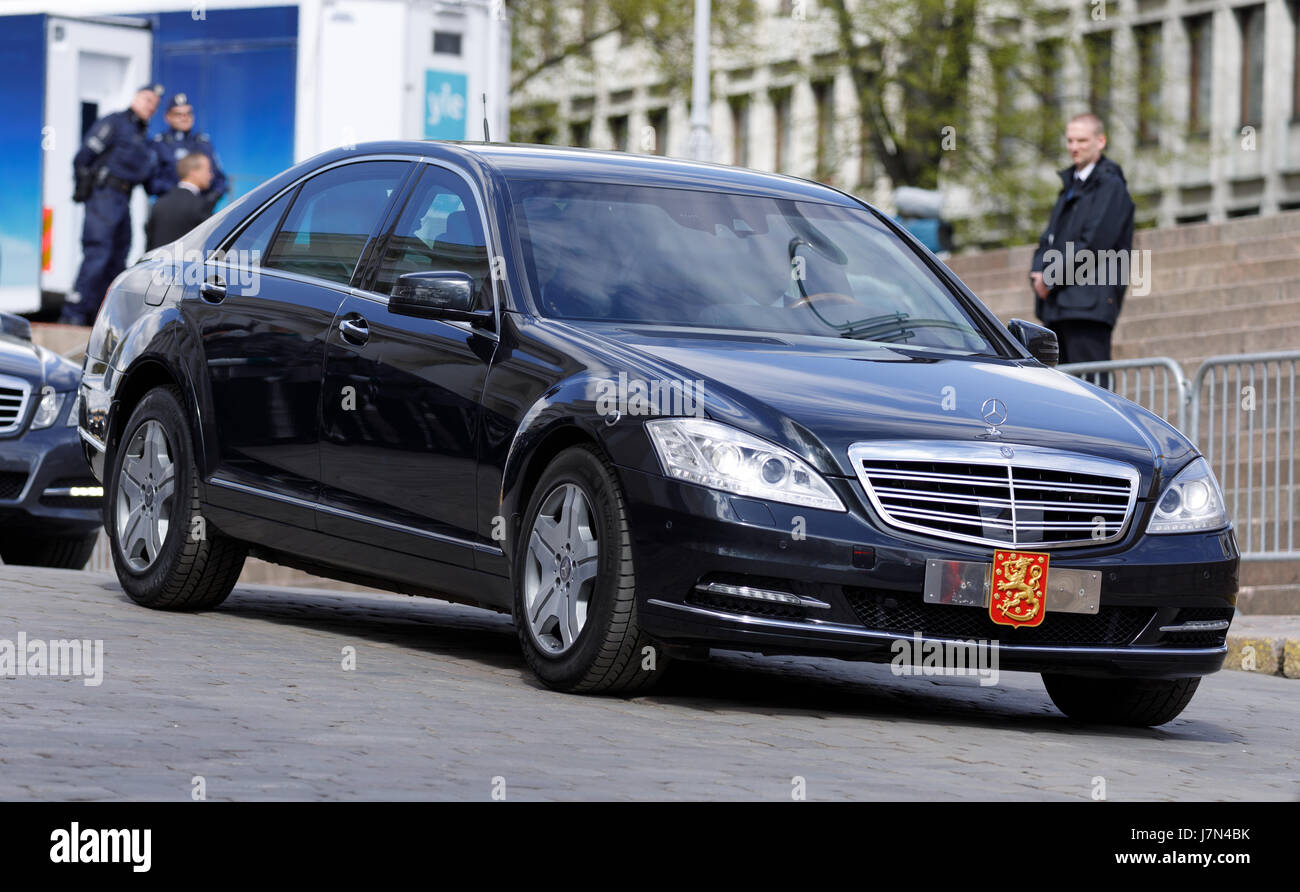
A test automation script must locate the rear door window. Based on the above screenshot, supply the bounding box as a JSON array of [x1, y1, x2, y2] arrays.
[[264, 161, 409, 286]]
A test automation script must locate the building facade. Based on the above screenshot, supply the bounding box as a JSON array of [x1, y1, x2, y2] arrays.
[[512, 0, 1300, 242]]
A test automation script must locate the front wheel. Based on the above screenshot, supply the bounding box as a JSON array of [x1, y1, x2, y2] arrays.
[[513, 445, 666, 694], [105, 386, 246, 610], [1042, 673, 1201, 726], [0, 531, 98, 570]]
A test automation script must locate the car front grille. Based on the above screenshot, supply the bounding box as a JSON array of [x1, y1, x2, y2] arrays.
[[845, 586, 1155, 647], [0, 471, 29, 500], [0, 374, 32, 435], [848, 440, 1141, 549]]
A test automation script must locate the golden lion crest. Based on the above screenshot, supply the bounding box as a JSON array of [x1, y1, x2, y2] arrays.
[[990, 550, 1049, 627]]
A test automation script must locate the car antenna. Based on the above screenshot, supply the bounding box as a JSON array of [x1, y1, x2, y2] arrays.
[[482, 93, 490, 142]]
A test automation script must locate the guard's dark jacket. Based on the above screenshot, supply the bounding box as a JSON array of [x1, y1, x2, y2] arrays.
[[1030, 155, 1135, 328], [145, 185, 211, 251]]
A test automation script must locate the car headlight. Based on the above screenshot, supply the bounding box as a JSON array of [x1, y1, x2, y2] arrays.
[[1147, 457, 1229, 534], [30, 389, 66, 430], [645, 418, 846, 511]]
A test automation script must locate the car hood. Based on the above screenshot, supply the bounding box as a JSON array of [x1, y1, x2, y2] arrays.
[[0, 333, 80, 391], [565, 324, 1191, 492]]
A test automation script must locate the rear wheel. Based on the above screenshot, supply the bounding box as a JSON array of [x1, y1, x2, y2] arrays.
[[106, 386, 245, 610], [513, 445, 666, 694], [1042, 673, 1201, 726]]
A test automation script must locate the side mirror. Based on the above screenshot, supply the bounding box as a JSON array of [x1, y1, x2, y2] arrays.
[[1006, 318, 1058, 367], [389, 271, 491, 325], [0, 313, 32, 342]]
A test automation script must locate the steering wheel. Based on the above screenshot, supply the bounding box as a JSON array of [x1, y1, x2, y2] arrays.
[[790, 291, 858, 309]]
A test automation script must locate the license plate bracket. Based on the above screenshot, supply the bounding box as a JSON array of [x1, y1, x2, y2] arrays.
[[922, 558, 1101, 615]]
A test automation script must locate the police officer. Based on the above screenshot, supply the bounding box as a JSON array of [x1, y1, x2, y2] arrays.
[[62, 84, 164, 326], [149, 93, 228, 212]]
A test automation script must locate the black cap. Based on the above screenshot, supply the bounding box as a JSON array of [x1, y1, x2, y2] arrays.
[[167, 92, 192, 110], [138, 83, 165, 97]]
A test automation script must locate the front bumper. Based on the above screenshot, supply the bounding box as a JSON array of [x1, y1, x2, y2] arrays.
[[619, 465, 1238, 680], [0, 422, 104, 535]]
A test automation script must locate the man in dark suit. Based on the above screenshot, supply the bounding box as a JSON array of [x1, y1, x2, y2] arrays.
[[1029, 113, 1135, 389], [145, 153, 214, 251]]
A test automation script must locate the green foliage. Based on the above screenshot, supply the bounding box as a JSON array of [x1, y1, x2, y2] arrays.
[[509, 0, 758, 96]]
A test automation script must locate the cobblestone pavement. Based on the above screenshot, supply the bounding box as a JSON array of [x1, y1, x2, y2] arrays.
[[0, 566, 1295, 801]]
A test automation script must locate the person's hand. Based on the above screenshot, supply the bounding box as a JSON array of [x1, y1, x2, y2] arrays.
[[1030, 271, 1050, 299]]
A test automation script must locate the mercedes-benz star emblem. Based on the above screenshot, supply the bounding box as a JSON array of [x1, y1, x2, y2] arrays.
[[980, 398, 1008, 427]]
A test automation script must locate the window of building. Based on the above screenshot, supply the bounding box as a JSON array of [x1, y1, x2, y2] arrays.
[[729, 95, 750, 167], [1238, 4, 1266, 128], [1186, 13, 1213, 135], [647, 108, 668, 154], [608, 115, 629, 152], [1035, 39, 1064, 153], [569, 120, 591, 148], [1292, 2, 1300, 121], [770, 87, 792, 173], [1136, 22, 1163, 146], [1085, 31, 1113, 119], [433, 31, 462, 56], [812, 79, 835, 182]]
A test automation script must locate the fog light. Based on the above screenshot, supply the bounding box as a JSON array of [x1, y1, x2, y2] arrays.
[[694, 581, 830, 609]]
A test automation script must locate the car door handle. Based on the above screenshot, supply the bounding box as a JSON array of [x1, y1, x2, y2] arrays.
[[200, 275, 226, 303], [339, 316, 370, 346]]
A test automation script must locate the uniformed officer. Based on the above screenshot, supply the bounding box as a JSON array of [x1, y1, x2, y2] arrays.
[[149, 93, 228, 212], [62, 84, 164, 326]]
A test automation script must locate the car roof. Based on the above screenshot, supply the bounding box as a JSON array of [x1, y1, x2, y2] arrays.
[[309, 140, 867, 208]]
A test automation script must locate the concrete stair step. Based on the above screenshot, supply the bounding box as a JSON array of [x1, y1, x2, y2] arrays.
[[1122, 277, 1300, 320], [1119, 298, 1300, 341]]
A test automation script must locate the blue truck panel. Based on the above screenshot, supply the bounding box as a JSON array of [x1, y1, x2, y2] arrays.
[[0, 15, 48, 299]]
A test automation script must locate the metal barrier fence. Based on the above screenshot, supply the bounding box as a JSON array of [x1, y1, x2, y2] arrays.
[[1059, 357, 1190, 432], [1061, 351, 1300, 561], [1190, 352, 1298, 561]]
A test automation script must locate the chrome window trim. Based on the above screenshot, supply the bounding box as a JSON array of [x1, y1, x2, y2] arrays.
[[207, 476, 504, 556], [846, 439, 1141, 550], [0, 373, 33, 435]]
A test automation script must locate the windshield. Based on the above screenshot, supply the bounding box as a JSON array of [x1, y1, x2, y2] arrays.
[[510, 179, 999, 355]]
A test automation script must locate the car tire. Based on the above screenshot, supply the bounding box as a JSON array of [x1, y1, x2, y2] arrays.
[[513, 444, 666, 694], [105, 386, 245, 611], [0, 532, 98, 570], [1041, 673, 1201, 727]]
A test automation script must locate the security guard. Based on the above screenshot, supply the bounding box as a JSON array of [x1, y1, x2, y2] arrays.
[[149, 92, 228, 212], [63, 84, 164, 326]]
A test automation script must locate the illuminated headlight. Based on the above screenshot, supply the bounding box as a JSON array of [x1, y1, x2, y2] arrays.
[[30, 389, 66, 430], [1147, 457, 1229, 534], [645, 418, 845, 511]]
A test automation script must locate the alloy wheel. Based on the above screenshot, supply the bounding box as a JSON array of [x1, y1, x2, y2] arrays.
[[115, 419, 176, 572], [523, 482, 600, 655]]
